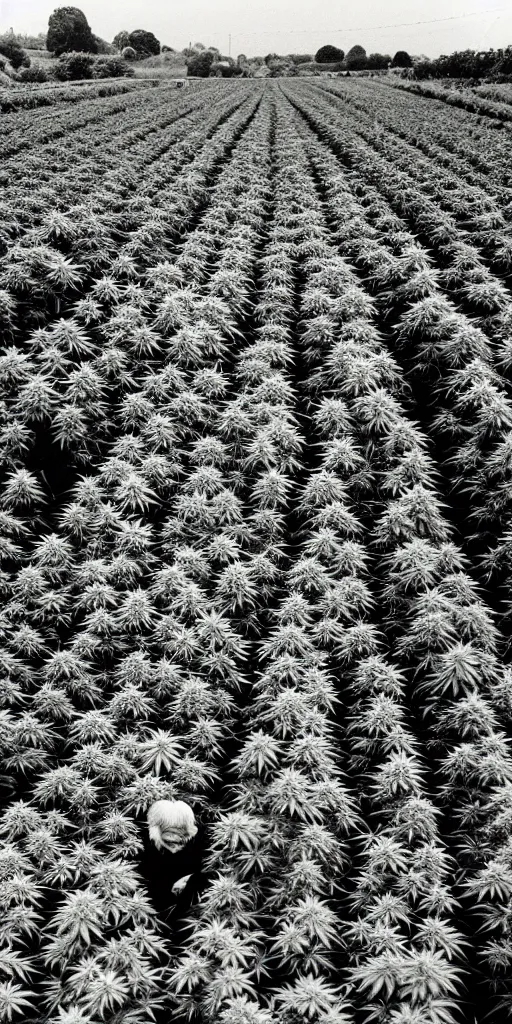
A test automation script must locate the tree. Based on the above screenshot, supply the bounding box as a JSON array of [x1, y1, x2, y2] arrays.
[[128, 29, 160, 58], [210, 60, 241, 78], [495, 45, 512, 76], [112, 31, 130, 52], [345, 44, 367, 69], [187, 49, 216, 77], [0, 38, 30, 68], [392, 50, 413, 68], [315, 45, 344, 64], [6, 31, 46, 48], [183, 42, 206, 56], [93, 35, 114, 54], [367, 52, 391, 70], [46, 7, 97, 55]]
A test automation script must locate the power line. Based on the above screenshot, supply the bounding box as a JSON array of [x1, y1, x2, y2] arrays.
[[229, 7, 508, 39], [336, 7, 507, 33]]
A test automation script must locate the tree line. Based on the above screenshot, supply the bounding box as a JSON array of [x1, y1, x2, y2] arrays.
[[314, 44, 412, 70], [314, 41, 512, 79], [413, 46, 512, 80], [3, 8, 512, 83]]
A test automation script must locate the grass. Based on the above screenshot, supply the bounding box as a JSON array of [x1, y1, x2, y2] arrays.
[[26, 48, 188, 80], [26, 48, 54, 65], [134, 53, 188, 79]]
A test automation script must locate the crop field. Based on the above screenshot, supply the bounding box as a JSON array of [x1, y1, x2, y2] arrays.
[[2, 75, 512, 1024]]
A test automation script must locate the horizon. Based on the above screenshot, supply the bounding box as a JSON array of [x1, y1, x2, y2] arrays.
[[1, 0, 512, 59]]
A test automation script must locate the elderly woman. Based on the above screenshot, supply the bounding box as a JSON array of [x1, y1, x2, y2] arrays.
[[140, 800, 205, 926]]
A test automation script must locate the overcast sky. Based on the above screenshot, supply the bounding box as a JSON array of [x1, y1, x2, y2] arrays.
[[1, 0, 511, 57]]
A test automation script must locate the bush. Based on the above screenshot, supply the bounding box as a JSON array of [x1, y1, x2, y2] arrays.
[[17, 63, 49, 82], [54, 51, 94, 80], [92, 55, 133, 78], [121, 47, 137, 61], [0, 39, 30, 69], [54, 51, 133, 80], [128, 29, 160, 58], [47, 7, 97, 55], [315, 45, 344, 64]]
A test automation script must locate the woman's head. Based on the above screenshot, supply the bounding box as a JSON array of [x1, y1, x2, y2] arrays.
[[147, 799, 198, 853]]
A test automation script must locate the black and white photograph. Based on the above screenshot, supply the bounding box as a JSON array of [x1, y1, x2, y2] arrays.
[[1, 1, 512, 1021]]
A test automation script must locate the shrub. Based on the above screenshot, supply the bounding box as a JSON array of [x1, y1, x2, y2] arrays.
[[121, 47, 137, 61], [54, 50, 94, 80], [17, 63, 49, 82], [315, 45, 344, 64], [0, 39, 30, 69], [0, 54, 19, 81], [47, 7, 97, 55], [53, 51, 133, 79], [128, 29, 160, 58], [92, 55, 134, 78]]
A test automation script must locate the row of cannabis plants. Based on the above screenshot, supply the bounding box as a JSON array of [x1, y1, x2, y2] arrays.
[[0, 89, 272, 1024]]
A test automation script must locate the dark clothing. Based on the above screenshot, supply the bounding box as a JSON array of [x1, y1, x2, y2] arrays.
[[139, 823, 206, 924]]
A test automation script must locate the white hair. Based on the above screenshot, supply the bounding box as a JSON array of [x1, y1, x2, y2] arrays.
[[147, 800, 198, 853]]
